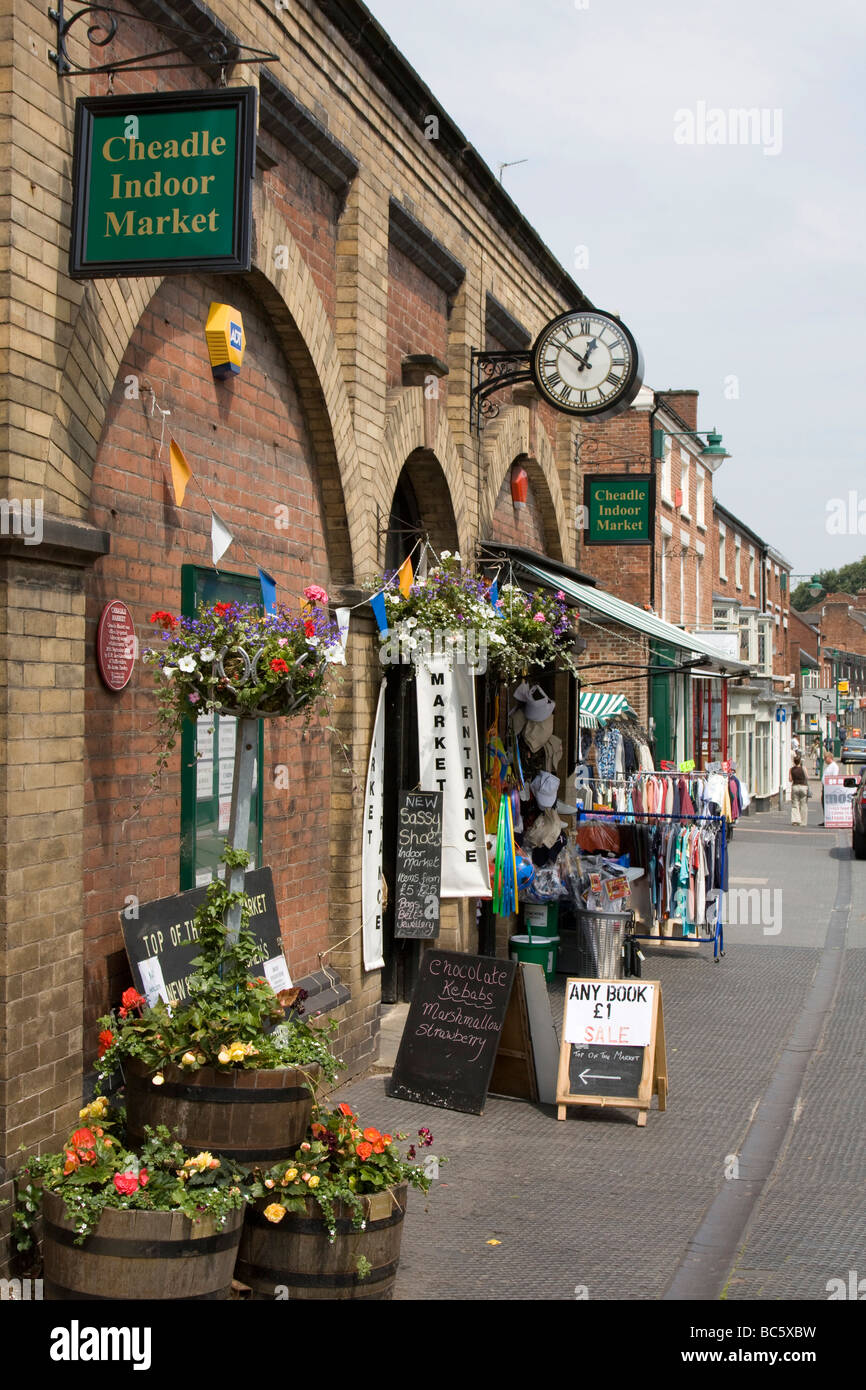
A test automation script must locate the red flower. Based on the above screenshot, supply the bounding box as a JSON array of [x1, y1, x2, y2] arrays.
[[337, 1103, 354, 1118], [213, 602, 234, 617], [121, 987, 146, 1010], [304, 618, 316, 639], [270, 658, 289, 674], [356, 1141, 373, 1161], [149, 610, 177, 629], [138, 1169, 148, 1187], [70, 1128, 95, 1149], [113, 1172, 139, 1196], [97, 1029, 115, 1058], [362, 1127, 381, 1143], [118, 1007, 127, 1018]]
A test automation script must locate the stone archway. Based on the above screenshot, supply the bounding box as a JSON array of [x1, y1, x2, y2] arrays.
[[479, 403, 569, 561]]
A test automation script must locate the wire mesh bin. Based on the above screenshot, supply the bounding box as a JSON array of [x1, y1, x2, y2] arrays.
[[567, 908, 633, 979]]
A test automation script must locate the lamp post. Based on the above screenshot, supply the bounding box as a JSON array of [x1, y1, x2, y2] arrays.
[[651, 425, 731, 473]]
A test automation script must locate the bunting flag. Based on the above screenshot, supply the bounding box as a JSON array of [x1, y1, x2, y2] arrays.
[[397, 554, 414, 597], [333, 606, 350, 664], [258, 567, 277, 615], [169, 439, 192, 507], [489, 578, 499, 607], [369, 590, 388, 634], [211, 510, 233, 565], [416, 545, 428, 581]]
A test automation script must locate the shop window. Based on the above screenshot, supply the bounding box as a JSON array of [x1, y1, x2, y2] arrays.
[[179, 566, 264, 890]]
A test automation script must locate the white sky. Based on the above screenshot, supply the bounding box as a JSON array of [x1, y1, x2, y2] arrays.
[[365, 0, 866, 577]]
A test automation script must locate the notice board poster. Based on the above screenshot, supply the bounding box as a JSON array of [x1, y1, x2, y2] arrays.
[[120, 867, 291, 1007], [824, 776, 856, 828], [556, 978, 667, 1125], [388, 950, 516, 1114], [394, 790, 442, 939]]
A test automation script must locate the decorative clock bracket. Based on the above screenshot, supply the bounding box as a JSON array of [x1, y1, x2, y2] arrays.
[[48, 1, 279, 77], [470, 349, 532, 433]]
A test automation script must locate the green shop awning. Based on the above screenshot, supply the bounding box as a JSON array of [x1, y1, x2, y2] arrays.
[[518, 561, 751, 675], [579, 692, 636, 728]]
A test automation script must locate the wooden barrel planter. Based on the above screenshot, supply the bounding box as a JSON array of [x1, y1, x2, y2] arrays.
[[235, 1182, 408, 1300], [42, 1192, 243, 1301], [124, 1060, 319, 1163]]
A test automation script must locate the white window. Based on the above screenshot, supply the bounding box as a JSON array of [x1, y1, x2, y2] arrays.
[[660, 536, 669, 622], [680, 550, 686, 625], [661, 437, 672, 504], [714, 602, 737, 630], [718, 522, 727, 580], [749, 546, 756, 597], [757, 614, 773, 676], [696, 466, 706, 529], [735, 538, 742, 589], [695, 555, 702, 625], [680, 451, 690, 517]]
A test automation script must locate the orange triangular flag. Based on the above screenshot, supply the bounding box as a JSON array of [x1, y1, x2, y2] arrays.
[[398, 554, 414, 597], [169, 439, 192, 506]]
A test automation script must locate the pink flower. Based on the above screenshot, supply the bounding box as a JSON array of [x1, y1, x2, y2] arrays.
[[189, 692, 200, 704], [555, 590, 565, 601], [304, 585, 329, 605], [113, 1172, 139, 1196], [533, 612, 546, 622]]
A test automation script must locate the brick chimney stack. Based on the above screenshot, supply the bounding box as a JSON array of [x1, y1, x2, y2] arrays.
[[657, 389, 698, 431]]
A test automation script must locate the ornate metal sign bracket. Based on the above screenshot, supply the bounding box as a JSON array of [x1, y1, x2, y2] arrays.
[[48, 1, 279, 77], [470, 349, 532, 433]]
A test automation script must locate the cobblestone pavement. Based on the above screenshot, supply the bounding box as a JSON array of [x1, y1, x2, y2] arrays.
[[335, 804, 863, 1300]]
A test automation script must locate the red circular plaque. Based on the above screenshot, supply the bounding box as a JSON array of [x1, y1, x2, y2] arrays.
[[96, 600, 137, 692]]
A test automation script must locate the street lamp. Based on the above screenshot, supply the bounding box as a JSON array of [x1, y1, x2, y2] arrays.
[[652, 426, 731, 472]]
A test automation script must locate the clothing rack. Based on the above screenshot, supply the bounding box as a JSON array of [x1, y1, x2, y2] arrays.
[[576, 808, 726, 960]]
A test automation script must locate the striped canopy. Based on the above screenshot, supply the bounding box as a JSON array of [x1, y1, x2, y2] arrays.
[[579, 692, 636, 728]]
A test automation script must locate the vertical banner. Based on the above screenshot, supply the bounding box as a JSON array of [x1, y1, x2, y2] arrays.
[[362, 680, 387, 970], [415, 658, 492, 898]]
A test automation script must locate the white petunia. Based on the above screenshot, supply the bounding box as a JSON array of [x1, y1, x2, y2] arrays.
[[177, 655, 197, 673], [199, 646, 215, 662], [439, 550, 452, 561], [163, 666, 176, 679]]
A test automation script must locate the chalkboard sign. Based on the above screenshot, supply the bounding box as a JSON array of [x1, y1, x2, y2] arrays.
[[394, 790, 442, 939], [555, 978, 668, 1126], [120, 868, 292, 1008], [388, 949, 517, 1115]]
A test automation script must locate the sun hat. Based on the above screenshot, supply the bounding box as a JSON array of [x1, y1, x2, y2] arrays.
[[530, 771, 560, 807]]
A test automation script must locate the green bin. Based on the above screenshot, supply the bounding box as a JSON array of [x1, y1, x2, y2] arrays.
[[509, 933, 560, 981]]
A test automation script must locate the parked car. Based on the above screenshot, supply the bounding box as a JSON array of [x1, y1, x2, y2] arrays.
[[839, 737, 866, 764], [852, 768, 866, 860]]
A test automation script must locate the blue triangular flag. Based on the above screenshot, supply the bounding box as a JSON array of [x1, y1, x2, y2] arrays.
[[489, 579, 499, 607], [369, 590, 389, 634], [258, 567, 277, 615]]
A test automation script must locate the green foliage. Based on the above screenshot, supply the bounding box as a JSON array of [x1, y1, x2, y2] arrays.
[[791, 557, 866, 611], [12, 1101, 247, 1248], [95, 848, 340, 1085], [247, 1104, 441, 1244]]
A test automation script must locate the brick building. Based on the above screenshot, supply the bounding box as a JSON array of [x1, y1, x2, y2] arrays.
[[0, 0, 608, 1257], [796, 593, 866, 747]]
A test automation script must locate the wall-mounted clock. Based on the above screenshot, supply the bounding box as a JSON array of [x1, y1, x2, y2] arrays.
[[530, 309, 644, 419]]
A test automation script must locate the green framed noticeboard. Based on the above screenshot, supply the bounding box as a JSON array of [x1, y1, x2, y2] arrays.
[[179, 566, 263, 891]]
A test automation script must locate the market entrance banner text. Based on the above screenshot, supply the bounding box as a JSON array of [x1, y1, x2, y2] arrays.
[[361, 680, 386, 970], [415, 659, 491, 899]]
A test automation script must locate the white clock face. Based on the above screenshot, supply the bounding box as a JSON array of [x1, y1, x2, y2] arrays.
[[531, 312, 641, 416]]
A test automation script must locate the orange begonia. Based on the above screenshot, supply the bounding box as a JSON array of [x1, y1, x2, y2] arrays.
[[362, 1127, 381, 1143], [356, 1141, 373, 1161]]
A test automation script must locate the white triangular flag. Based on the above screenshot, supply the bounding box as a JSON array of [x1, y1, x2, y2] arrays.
[[211, 510, 233, 565], [327, 605, 350, 664]]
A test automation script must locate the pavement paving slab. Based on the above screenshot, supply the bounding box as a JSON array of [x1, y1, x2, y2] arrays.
[[334, 807, 861, 1301]]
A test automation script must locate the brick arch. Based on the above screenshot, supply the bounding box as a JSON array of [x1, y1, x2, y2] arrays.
[[376, 389, 471, 566], [479, 405, 568, 561], [46, 195, 361, 583]]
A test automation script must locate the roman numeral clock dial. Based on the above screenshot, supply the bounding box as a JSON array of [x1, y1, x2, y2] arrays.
[[530, 310, 644, 418]]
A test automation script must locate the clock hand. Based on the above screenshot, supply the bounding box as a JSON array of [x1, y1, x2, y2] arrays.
[[558, 342, 593, 371], [576, 337, 599, 373]]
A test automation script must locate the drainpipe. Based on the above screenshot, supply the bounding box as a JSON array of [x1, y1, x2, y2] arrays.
[[648, 400, 659, 743]]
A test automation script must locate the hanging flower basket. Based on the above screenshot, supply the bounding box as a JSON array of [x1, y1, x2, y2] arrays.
[[372, 554, 579, 682], [142, 588, 341, 778]]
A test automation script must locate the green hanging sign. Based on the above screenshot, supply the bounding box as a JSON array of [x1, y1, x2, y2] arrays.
[[584, 474, 654, 545], [69, 87, 257, 278]]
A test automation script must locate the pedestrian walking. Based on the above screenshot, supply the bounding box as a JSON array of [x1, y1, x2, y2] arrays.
[[789, 752, 809, 826]]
